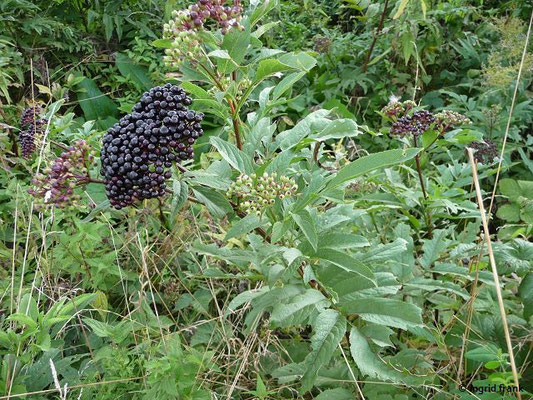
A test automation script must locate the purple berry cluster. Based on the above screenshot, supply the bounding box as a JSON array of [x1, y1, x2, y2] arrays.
[[28, 140, 95, 208], [100, 84, 204, 209], [390, 110, 436, 137], [468, 140, 498, 163], [19, 105, 47, 158], [162, 0, 243, 66]]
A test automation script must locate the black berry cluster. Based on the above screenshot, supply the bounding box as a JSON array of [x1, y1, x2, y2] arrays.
[[28, 140, 96, 209], [390, 110, 436, 137], [100, 84, 204, 209], [19, 105, 47, 158], [468, 140, 498, 163]]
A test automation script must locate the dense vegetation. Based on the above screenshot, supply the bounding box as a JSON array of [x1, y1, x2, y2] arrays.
[[0, 0, 532, 399]]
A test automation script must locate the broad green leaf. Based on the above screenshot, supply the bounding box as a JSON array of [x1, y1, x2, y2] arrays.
[[180, 81, 211, 99], [192, 186, 233, 218], [314, 388, 355, 400], [270, 289, 328, 327], [360, 324, 394, 347], [222, 25, 250, 64], [279, 52, 317, 72], [349, 327, 425, 384], [393, 0, 410, 19], [115, 53, 152, 90], [420, 229, 450, 269], [225, 214, 262, 240], [316, 248, 375, 283], [405, 277, 470, 300], [255, 59, 293, 82], [210, 137, 254, 174], [75, 75, 118, 123], [170, 180, 188, 222], [326, 148, 421, 190], [343, 298, 423, 330], [291, 210, 318, 251], [518, 272, 533, 321], [311, 119, 360, 141], [300, 309, 347, 393], [272, 71, 306, 101], [152, 38, 172, 48]]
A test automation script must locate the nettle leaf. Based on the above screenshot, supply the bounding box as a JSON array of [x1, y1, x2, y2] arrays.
[[270, 289, 328, 328], [300, 309, 347, 393], [343, 298, 423, 330], [420, 229, 450, 269], [291, 209, 318, 251], [326, 148, 421, 190], [349, 327, 426, 384], [210, 136, 254, 174]]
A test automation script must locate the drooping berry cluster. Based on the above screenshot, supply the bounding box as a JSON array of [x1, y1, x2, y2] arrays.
[[226, 172, 298, 216], [313, 36, 332, 54], [468, 140, 498, 164], [100, 84, 204, 209], [28, 140, 96, 208], [435, 110, 471, 129], [381, 99, 416, 120], [163, 1, 243, 67], [390, 110, 436, 137], [19, 105, 47, 158]]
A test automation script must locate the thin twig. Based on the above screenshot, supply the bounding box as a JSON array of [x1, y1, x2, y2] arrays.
[[467, 148, 522, 400], [362, 0, 390, 73]]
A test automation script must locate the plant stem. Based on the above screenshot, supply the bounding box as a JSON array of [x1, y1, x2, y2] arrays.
[[362, 0, 390, 73], [413, 135, 433, 238], [197, 62, 243, 150]]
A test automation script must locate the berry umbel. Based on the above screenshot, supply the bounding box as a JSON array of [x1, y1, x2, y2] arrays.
[[163, 0, 243, 67], [29, 140, 96, 208], [227, 172, 298, 216], [100, 84, 204, 209]]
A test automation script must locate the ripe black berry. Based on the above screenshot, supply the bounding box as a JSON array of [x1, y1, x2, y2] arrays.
[[100, 84, 204, 209]]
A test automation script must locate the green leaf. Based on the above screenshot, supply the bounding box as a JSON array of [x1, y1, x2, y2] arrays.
[[270, 289, 328, 327], [420, 229, 450, 269], [255, 59, 294, 82], [311, 119, 361, 141], [291, 209, 318, 252], [300, 309, 347, 393], [272, 71, 307, 101], [170, 180, 188, 222], [518, 272, 533, 321], [314, 388, 355, 400], [316, 248, 375, 283], [75, 75, 118, 123], [225, 214, 262, 240], [192, 186, 233, 218], [115, 53, 152, 90], [343, 298, 423, 330], [393, 0, 411, 19], [152, 38, 173, 48], [278, 52, 317, 72], [222, 26, 250, 64], [210, 137, 254, 174], [349, 327, 425, 384], [326, 148, 421, 190]]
